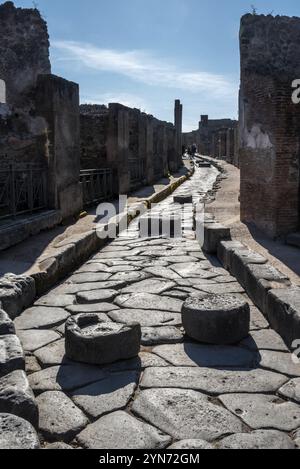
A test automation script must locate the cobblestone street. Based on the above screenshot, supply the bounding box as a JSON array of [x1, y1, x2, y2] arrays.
[[12, 167, 300, 450]]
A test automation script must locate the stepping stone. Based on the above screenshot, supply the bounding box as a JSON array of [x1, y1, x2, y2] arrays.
[[220, 394, 300, 432], [76, 410, 171, 449], [141, 327, 184, 346], [28, 364, 107, 394], [218, 430, 296, 450], [122, 279, 176, 295], [71, 371, 139, 419], [108, 309, 182, 327], [132, 389, 243, 442], [140, 366, 287, 394], [68, 272, 112, 284], [67, 304, 118, 314], [0, 370, 38, 428], [76, 290, 118, 304], [168, 440, 214, 450], [115, 293, 183, 313], [240, 330, 289, 352], [0, 335, 24, 378], [0, 310, 15, 335], [182, 294, 250, 345], [65, 314, 141, 366], [171, 263, 217, 279], [0, 414, 40, 449], [37, 391, 88, 442], [14, 307, 69, 331], [35, 295, 75, 308], [259, 350, 300, 377], [279, 378, 300, 403], [174, 194, 193, 204], [18, 330, 60, 353]]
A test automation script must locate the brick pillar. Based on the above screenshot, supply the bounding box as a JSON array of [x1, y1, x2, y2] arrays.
[[108, 103, 130, 194]]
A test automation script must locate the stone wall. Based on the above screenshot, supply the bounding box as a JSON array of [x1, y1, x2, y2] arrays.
[[239, 14, 300, 238]]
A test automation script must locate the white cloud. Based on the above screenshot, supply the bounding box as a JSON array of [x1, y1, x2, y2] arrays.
[[52, 40, 237, 98]]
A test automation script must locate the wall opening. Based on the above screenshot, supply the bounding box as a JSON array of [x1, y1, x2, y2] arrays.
[[0, 79, 6, 104]]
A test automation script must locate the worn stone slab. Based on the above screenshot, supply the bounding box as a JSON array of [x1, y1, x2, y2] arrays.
[[250, 306, 269, 331], [195, 283, 245, 295], [35, 294, 75, 308], [18, 329, 60, 353], [76, 410, 171, 449], [37, 391, 88, 442], [61, 281, 125, 295], [67, 304, 118, 314], [71, 371, 138, 419], [160, 256, 199, 264], [94, 249, 142, 259], [218, 431, 296, 450], [279, 378, 300, 404], [0, 335, 25, 378], [153, 343, 257, 368], [122, 279, 176, 295], [0, 274, 36, 320], [203, 224, 231, 254], [132, 389, 243, 442], [259, 350, 300, 377], [76, 289, 118, 304], [220, 394, 300, 432], [162, 290, 189, 300], [108, 309, 182, 327], [0, 413, 40, 449], [29, 364, 107, 394], [140, 366, 287, 394], [231, 249, 268, 287], [144, 267, 181, 281], [14, 307, 69, 331], [109, 271, 150, 284], [68, 272, 112, 284], [0, 370, 38, 428], [168, 440, 214, 449], [141, 327, 184, 346], [34, 339, 70, 367], [45, 442, 73, 449], [170, 263, 218, 279], [240, 329, 289, 352], [115, 293, 183, 313], [217, 240, 246, 271], [25, 355, 41, 375], [0, 310, 15, 335]]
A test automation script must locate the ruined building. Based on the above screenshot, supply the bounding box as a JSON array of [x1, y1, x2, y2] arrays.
[[239, 14, 300, 238]]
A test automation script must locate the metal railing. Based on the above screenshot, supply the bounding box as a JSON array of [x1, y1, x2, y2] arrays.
[[0, 164, 48, 220], [129, 158, 145, 189], [80, 168, 113, 207]]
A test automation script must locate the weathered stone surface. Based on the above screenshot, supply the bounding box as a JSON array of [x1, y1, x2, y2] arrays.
[[182, 294, 250, 345], [45, 442, 73, 449], [76, 289, 118, 304], [108, 309, 182, 327], [62, 282, 124, 295], [168, 440, 214, 449], [25, 355, 41, 375], [195, 283, 245, 295], [162, 290, 189, 300], [109, 271, 150, 284], [29, 364, 107, 394], [220, 394, 300, 431], [37, 391, 88, 442], [231, 249, 267, 287], [144, 267, 182, 280], [218, 431, 296, 450], [115, 293, 183, 313], [140, 366, 287, 394], [18, 329, 60, 353], [249, 306, 269, 331], [240, 329, 289, 352], [0, 309, 15, 335], [68, 272, 112, 284], [122, 279, 175, 295], [279, 378, 300, 404], [170, 263, 218, 279], [0, 334, 24, 377], [203, 223, 231, 254], [0, 413, 40, 449], [0, 274, 36, 320], [138, 352, 169, 369], [132, 389, 244, 442], [76, 410, 171, 449], [160, 255, 199, 264], [217, 240, 246, 271], [35, 294, 75, 308], [259, 350, 300, 377], [14, 307, 69, 331], [94, 249, 142, 259], [34, 339, 70, 367], [153, 343, 257, 368], [71, 371, 138, 419], [67, 304, 118, 314], [141, 327, 184, 346], [65, 314, 141, 365]]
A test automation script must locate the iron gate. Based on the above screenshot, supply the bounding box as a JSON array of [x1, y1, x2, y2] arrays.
[[80, 168, 113, 207], [129, 158, 145, 189]]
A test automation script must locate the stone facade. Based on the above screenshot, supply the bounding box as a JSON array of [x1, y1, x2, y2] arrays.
[[239, 14, 300, 238]]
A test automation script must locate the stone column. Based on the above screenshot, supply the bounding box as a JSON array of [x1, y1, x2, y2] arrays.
[[145, 116, 154, 184], [174, 99, 183, 165]]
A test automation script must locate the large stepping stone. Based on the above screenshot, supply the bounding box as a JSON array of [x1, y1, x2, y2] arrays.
[[182, 294, 250, 345], [14, 307, 69, 331], [0, 370, 38, 428], [76, 289, 118, 304], [220, 394, 300, 432], [0, 414, 40, 449], [108, 309, 182, 327], [218, 431, 296, 450], [65, 314, 141, 366], [18, 329, 60, 353], [122, 278, 176, 295], [140, 366, 287, 394], [115, 293, 183, 313], [141, 327, 184, 346], [71, 371, 139, 419], [132, 389, 244, 442], [0, 310, 15, 335], [37, 391, 88, 442], [0, 335, 24, 378]]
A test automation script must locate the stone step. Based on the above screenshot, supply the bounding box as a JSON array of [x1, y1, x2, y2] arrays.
[[286, 232, 300, 249]]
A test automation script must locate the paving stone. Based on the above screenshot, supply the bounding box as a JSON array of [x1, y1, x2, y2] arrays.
[[14, 307, 70, 331], [34, 339, 71, 366], [0, 310, 15, 335], [25, 355, 41, 374], [76, 289, 118, 304], [240, 329, 289, 352], [45, 442, 73, 449], [250, 306, 269, 331], [160, 256, 199, 264], [115, 293, 183, 313], [0, 334, 24, 378], [18, 329, 60, 353], [259, 350, 300, 377], [108, 309, 182, 327], [141, 327, 184, 346], [171, 263, 218, 279], [62, 282, 125, 295], [162, 290, 189, 300], [76, 410, 171, 449], [71, 371, 139, 419], [195, 283, 245, 295], [76, 263, 113, 273], [220, 394, 300, 432], [279, 378, 300, 404], [109, 271, 150, 284], [122, 278, 176, 295], [138, 352, 169, 369], [132, 389, 244, 442], [101, 245, 132, 252], [140, 366, 287, 394], [29, 364, 107, 394], [37, 391, 88, 442], [144, 267, 182, 281], [153, 342, 257, 368], [35, 294, 75, 308], [182, 294, 250, 345], [218, 431, 296, 450], [94, 249, 142, 259], [0, 370, 38, 427], [68, 272, 112, 284], [168, 440, 214, 449], [66, 304, 118, 314], [215, 275, 238, 284], [0, 413, 40, 449]]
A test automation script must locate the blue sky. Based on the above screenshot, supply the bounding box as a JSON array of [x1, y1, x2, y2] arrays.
[[11, 0, 300, 131]]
